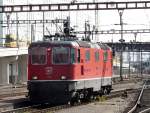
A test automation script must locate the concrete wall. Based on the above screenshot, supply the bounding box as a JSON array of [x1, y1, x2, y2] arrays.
[[0, 59, 6, 84], [18, 55, 28, 83], [0, 55, 27, 85], [0, 57, 10, 84]]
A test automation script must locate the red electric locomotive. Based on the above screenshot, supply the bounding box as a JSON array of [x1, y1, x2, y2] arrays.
[[28, 40, 112, 104]]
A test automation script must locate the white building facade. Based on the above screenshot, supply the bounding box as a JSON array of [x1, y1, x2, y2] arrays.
[[0, 48, 28, 85]]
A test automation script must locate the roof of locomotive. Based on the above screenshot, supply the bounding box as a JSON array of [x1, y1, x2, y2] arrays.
[[29, 40, 110, 50], [29, 41, 78, 48], [97, 42, 111, 50]]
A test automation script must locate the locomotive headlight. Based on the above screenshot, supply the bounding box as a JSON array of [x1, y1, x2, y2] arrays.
[[61, 76, 67, 80], [32, 76, 38, 80]]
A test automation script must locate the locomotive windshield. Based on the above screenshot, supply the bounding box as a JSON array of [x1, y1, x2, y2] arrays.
[[52, 47, 69, 64], [30, 47, 47, 65]]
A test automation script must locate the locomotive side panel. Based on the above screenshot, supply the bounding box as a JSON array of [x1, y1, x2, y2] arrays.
[[73, 47, 102, 91], [27, 41, 112, 104], [101, 48, 112, 89]]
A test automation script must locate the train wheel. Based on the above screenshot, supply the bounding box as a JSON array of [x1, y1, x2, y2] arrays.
[[68, 100, 74, 106], [109, 86, 112, 94], [77, 98, 81, 104], [98, 90, 103, 97], [76, 93, 82, 104], [88, 95, 95, 102], [103, 87, 111, 95], [68, 97, 76, 106], [69, 92, 80, 105], [107, 88, 111, 95], [103, 88, 108, 95]]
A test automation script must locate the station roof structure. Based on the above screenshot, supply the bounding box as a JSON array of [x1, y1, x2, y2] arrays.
[[0, 47, 28, 57]]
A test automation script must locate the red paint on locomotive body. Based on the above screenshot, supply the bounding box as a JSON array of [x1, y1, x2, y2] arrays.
[[28, 42, 112, 81], [28, 41, 112, 103]]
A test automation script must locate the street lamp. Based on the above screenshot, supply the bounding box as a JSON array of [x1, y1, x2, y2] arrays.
[[118, 9, 124, 81]]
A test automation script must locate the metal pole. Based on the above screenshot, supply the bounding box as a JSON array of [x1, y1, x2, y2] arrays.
[[94, 0, 98, 42], [128, 51, 131, 78], [134, 33, 138, 77], [16, 12, 19, 47], [140, 47, 143, 78], [118, 9, 124, 81], [31, 24, 34, 43], [134, 33, 137, 42], [43, 11, 45, 39], [85, 21, 87, 40]]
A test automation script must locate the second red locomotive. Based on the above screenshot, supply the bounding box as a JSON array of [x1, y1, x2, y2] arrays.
[[28, 40, 112, 104]]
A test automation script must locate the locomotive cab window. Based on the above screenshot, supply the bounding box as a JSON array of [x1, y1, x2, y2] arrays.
[[71, 48, 76, 64], [95, 51, 99, 62], [85, 50, 90, 62], [52, 47, 69, 64], [30, 47, 47, 65], [104, 51, 108, 62]]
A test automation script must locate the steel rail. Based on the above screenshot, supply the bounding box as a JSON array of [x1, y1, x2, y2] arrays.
[[31, 88, 140, 113], [139, 107, 150, 113], [0, 86, 140, 113], [1, 1, 150, 13], [1, 88, 139, 113], [127, 83, 146, 113], [1, 104, 42, 113], [0, 92, 27, 99]]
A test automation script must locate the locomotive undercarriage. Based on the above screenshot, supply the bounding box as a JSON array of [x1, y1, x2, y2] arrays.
[[28, 78, 112, 104], [28, 81, 74, 104]]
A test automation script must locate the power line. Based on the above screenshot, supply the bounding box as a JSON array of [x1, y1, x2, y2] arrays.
[[74, 29, 150, 34]]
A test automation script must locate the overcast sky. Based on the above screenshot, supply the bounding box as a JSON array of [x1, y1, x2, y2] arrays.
[[2, 0, 150, 42]]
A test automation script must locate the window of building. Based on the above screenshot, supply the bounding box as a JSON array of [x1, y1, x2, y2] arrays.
[[52, 47, 69, 64], [71, 48, 76, 64], [85, 50, 90, 62], [95, 51, 99, 62], [30, 47, 47, 65]]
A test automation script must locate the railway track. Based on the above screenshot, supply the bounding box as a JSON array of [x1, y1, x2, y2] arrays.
[[137, 89, 150, 113], [0, 79, 142, 113], [0, 77, 140, 100], [127, 80, 150, 113], [0, 92, 27, 99], [1, 88, 140, 113], [139, 108, 150, 113]]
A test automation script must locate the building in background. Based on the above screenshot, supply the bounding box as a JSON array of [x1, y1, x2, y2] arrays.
[[0, 48, 28, 85], [0, 0, 28, 85]]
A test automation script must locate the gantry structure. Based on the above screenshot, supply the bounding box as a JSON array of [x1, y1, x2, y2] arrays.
[[0, 1, 150, 13], [1, 1, 150, 51]]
